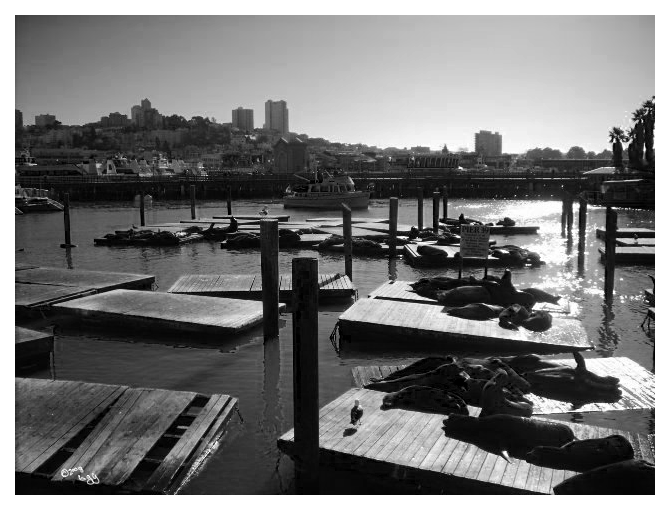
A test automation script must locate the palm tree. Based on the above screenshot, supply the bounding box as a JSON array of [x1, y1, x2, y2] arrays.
[[609, 127, 629, 170], [642, 97, 654, 170]]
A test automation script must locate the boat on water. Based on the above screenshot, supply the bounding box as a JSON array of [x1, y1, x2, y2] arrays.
[[15, 186, 64, 213], [283, 170, 370, 209]]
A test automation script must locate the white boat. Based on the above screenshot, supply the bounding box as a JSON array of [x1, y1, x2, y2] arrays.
[[283, 171, 370, 209]]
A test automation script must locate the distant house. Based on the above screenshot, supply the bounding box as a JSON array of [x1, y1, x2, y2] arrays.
[[272, 137, 309, 173]]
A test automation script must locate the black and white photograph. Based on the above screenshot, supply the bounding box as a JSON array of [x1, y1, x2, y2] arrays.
[[11, 4, 659, 498]]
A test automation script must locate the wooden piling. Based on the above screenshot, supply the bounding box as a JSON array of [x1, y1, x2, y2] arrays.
[[432, 191, 440, 234], [139, 192, 146, 227], [578, 196, 587, 253], [291, 257, 320, 494], [260, 219, 279, 339], [566, 195, 574, 234], [604, 207, 618, 302], [389, 197, 399, 258], [342, 204, 353, 280], [60, 193, 76, 248], [190, 184, 196, 220], [417, 187, 423, 230], [227, 186, 232, 215], [560, 196, 567, 236], [442, 186, 448, 220]]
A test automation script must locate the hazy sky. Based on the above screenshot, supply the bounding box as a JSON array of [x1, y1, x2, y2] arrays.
[[15, 15, 654, 153]]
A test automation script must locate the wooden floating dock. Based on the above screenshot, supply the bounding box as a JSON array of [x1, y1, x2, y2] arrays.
[[351, 356, 654, 414], [168, 273, 356, 302], [15, 326, 54, 372], [277, 388, 654, 494], [404, 243, 512, 268], [442, 221, 540, 235], [94, 233, 204, 246], [616, 238, 655, 247], [15, 377, 237, 494], [367, 280, 577, 316], [598, 246, 655, 264], [212, 214, 290, 221], [337, 298, 591, 354], [596, 227, 654, 239], [51, 289, 286, 337]]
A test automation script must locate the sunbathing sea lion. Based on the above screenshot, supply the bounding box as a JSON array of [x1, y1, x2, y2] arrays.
[[484, 358, 532, 393], [553, 459, 654, 495], [435, 286, 492, 306], [381, 385, 469, 415], [417, 244, 449, 259], [479, 370, 533, 417], [364, 362, 469, 394], [447, 303, 504, 320], [522, 310, 553, 332], [368, 357, 454, 382], [494, 354, 564, 374], [527, 435, 634, 472], [442, 414, 575, 461], [499, 304, 531, 330], [497, 217, 516, 227], [521, 288, 561, 305]]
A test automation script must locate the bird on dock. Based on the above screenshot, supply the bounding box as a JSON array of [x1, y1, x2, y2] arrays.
[[350, 399, 364, 427], [259, 206, 269, 216]]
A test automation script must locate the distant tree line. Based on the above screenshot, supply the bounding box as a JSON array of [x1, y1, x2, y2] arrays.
[[524, 147, 613, 160]]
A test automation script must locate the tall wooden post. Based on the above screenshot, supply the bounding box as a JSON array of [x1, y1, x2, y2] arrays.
[[190, 184, 196, 220], [432, 191, 440, 234], [566, 196, 574, 234], [389, 197, 398, 258], [560, 197, 567, 236], [442, 187, 448, 221], [260, 219, 279, 339], [342, 204, 353, 280], [139, 191, 146, 227], [227, 185, 232, 215], [292, 257, 320, 494], [417, 187, 423, 230], [578, 196, 587, 253], [60, 193, 76, 248], [604, 207, 617, 303]]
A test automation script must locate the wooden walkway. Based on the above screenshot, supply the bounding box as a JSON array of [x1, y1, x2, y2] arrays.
[[598, 246, 655, 264], [51, 289, 286, 337], [168, 273, 356, 301], [15, 378, 237, 494], [337, 299, 591, 354], [404, 243, 518, 268], [367, 280, 577, 315], [15, 327, 54, 371], [596, 227, 654, 240], [276, 388, 654, 494], [351, 356, 654, 414]]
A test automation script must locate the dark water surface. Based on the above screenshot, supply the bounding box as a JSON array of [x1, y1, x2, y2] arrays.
[[15, 198, 655, 494]]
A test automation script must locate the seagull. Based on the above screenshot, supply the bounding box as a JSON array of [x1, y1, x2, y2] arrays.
[[259, 206, 269, 216], [350, 399, 364, 427]]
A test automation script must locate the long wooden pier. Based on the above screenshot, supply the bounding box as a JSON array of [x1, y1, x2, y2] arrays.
[[596, 227, 654, 239], [15, 327, 54, 372], [51, 289, 286, 337], [351, 356, 654, 414], [277, 387, 654, 494], [15, 378, 237, 494], [337, 298, 591, 354], [168, 273, 356, 301], [404, 243, 514, 268]]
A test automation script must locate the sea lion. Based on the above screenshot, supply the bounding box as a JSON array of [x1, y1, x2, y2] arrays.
[[446, 303, 504, 320], [521, 310, 553, 332], [499, 304, 531, 330], [417, 244, 449, 259], [478, 279, 537, 308], [526, 435, 634, 472], [494, 354, 564, 374], [364, 362, 469, 394], [435, 286, 492, 306], [484, 358, 532, 394], [368, 357, 455, 383], [442, 414, 575, 460], [497, 217, 516, 227], [553, 459, 654, 495], [381, 385, 469, 415], [479, 370, 534, 417], [520, 288, 562, 305]]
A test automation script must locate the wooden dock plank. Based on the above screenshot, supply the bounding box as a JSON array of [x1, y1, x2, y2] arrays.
[[351, 357, 654, 414], [596, 227, 654, 239], [339, 299, 591, 354], [15, 326, 54, 363], [51, 289, 286, 336], [598, 246, 655, 264], [16, 283, 97, 310], [15, 266, 155, 291]]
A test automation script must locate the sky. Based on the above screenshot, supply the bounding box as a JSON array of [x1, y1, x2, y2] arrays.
[[15, 14, 655, 154]]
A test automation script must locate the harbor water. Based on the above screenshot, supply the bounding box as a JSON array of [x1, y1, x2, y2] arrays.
[[14, 197, 655, 494]]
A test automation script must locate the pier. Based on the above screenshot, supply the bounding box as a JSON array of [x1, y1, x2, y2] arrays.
[[15, 327, 54, 373], [598, 246, 655, 264]]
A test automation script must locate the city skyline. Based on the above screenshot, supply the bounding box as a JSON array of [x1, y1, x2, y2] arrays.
[[15, 15, 654, 153]]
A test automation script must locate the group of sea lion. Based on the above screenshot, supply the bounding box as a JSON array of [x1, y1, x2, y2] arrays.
[[316, 235, 384, 255]]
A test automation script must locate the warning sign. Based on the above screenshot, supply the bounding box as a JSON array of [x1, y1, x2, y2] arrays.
[[459, 225, 491, 259]]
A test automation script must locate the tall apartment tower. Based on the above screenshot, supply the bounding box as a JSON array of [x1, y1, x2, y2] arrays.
[[474, 130, 502, 157], [16, 109, 23, 128], [232, 107, 254, 132], [264, 100, 289, 137]]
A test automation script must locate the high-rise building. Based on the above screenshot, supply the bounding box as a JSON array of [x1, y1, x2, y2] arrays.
[[232, 107, 254, 131], [16, 109, 23, 128], [264, 100, 289, 136], [474, 130, 502, 157], [35, 114, 57, 128], [141, 98, 152, 110], [131, 105, 142, 125], [131, 99, 161, 129]]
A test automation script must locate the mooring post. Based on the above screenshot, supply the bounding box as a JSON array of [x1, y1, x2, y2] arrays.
[[190, 184, 196, 220], [578, 196, 587, 253], [139, 191, 146, 227], [417, 187, 423, 230], [560, 196, 567, 236], [432, 191, 440, 234], [260, 219, 279, 339], [604, 207, 617, 303], [342, 203, 353, 280], [566, 195, 574, 234], [227, 185, 232, 215], [442, 186, 448, 221], [60, 193, 76, 248], [292, 257, 320, 494], [389, 197, 399, 258]]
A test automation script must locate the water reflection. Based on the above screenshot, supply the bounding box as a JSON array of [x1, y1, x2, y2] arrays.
[[64, 247, 74, 269]]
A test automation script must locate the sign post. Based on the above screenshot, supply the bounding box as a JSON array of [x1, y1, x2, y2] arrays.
[[459, 225, 491, 278]]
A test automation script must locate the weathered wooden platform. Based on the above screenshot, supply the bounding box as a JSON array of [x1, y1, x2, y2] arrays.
[[15, 377, 237, 494], [616, 238, 655, 247], [442, 222, 540, 235], [305, 217, 386, 224], [404, 243, 510, 268], [94, 233, 205, 246], [168, 273, 356, 301], [310, 225, 390, 239], [596, 227, 655, 239], [337, 298, 591, 354], [16, 266, 155, 291], [51, 289, 286, 336], [367, 280, 577, 315], [277, 388, 654, 494], [15, 327, 54, 371], [352, 356, 654, 414], [212, 214, 290, 221], [598, 246, 655, 264]]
